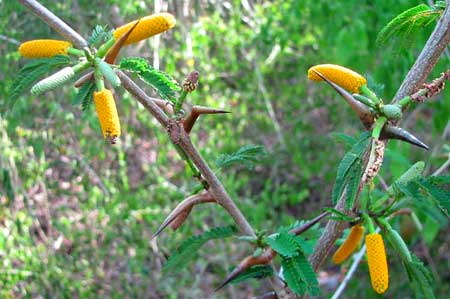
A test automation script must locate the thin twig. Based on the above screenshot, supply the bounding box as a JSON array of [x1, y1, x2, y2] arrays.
[[0, 34, 21, 46]]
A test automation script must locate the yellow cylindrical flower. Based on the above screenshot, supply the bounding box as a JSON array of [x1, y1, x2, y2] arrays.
[[365, 233, 389, 294], [332, 225, 364, 264], [113, 13, 176, 45], [93, 89, 121, 143], [18, 39, 72, 58], [307, 64, 367, 93]]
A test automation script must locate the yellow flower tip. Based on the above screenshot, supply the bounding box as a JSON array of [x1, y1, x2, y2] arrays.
[[113, 12, 176, 45], [332, 225, 364, 264], [365, 233, 389, 294], [307, 64, 367, 93], [18, 39, 72, 58], [93, 89, 121, 142]]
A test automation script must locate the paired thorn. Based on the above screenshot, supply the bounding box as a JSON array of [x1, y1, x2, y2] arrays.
[[182, 105, 231, 134], [152, 191, 216, 239], [314, 70, 430, 150], [312, 70, 374, 129], [215, 249, 277, 291], [380, 125, 429, 150]]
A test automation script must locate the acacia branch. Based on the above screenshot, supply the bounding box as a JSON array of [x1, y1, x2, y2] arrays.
[[308, 2, 450, 273]]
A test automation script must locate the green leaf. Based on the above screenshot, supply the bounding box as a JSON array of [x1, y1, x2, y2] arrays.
[[329, 132, 356, 149], [6, 55, 71, 110], [344, 159, 364, 209], [365, 73, 385, 96], [332, 132, 370, 204], [72, 80, 96, 111], [294, 251, 320, 295], [281, 254, 307, 295], [216, 144, 267, 170], [389, 161, 425, 196], [87, 25, 113, 47], [403, 254, 435, 299], [416, 176, 450, 216], [119, 57, 181, 102], [229, 265, 273, 284], [163, 226, 237, 274], [280, 251, 319, 296], [266, 231, 299, 257], [376, 4, 441, 48]]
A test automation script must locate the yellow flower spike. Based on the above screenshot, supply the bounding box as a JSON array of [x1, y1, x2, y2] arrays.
[[113, 13, 176, 45], [18, 39, 72, 58], [307, 64, 367, 93], [365, 233, 389, 294], [93, 89, 121, 143], [332, 225, 364, 264]]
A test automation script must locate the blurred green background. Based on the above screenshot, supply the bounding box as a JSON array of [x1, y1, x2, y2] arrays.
[[0, 0, 448, 298]]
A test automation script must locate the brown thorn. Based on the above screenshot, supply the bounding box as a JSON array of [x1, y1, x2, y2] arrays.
[[182, 105, 231, 134], [152, 191, 216, 239], [215, 248, 277, 292], [312, 70, 375, 129], [74, 71, 94, 88], [192, 105, 231, 115], [289, 211, 329, 236], [168, 205, 193, 230], [105, 19, 140, 64]]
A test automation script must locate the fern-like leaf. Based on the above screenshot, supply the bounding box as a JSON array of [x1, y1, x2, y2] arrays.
[[280, 250, 319, 296], [163, 226, 237, 274], [404, 254, 435, 299], [119, 57, 181, 102], [294, 251, 320, 295], [416, 175, 450, 216], [332, 132, 370, 204], [87, 25, 113, 47], [376, 4, 442, 48], [72, 80, 96, 111], [266, 231, 299, 257], [344, 159, 364, 209], [216, 144, 267, 170], [281, 255, 307, 295], [6, 55, 71, 110], [229, 265, 273, 284]]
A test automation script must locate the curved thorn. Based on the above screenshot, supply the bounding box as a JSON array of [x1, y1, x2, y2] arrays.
[[215, 249, 276, 292], [312, 70, 375, 129], [192, 105, 231, 115], [380, 125, 429, 150], [105, 19, 140, 64], [152, 192, 216, 239], [289, 211, 329, 236], [183, 106, 231, 134], [168, 205, 193, 230]]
